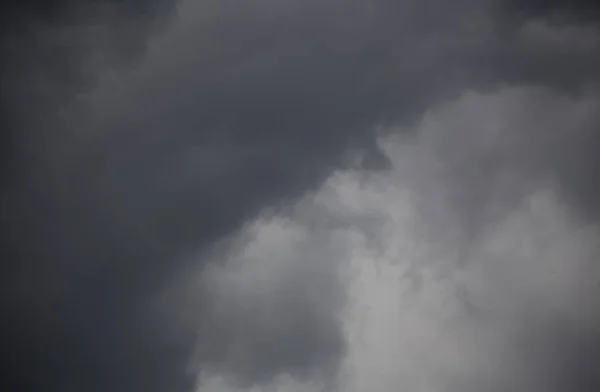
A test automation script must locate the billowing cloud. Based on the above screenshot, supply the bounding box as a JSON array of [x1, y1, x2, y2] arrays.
[[2, 1, 600, 392], [186, 86, 600, 391]]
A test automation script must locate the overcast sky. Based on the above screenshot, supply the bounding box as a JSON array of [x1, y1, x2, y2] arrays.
[[2, 1, 600, 392]]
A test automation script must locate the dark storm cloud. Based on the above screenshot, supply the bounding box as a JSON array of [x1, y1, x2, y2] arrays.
[[3, 1, 600, 392], [503, 0, 600, 22], [0, 1, 180, 392]]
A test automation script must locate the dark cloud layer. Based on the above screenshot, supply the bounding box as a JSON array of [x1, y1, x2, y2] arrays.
[[505, 0, 600, 21], [0, 1, 180, 391], [2, 1, 600, 392]]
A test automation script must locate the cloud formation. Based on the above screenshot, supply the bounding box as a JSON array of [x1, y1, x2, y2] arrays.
[[189, 86, 600, 391], [1, 1, 600, 392]]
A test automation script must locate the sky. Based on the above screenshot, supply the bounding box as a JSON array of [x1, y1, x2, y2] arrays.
[[1, 1, 599, 392]]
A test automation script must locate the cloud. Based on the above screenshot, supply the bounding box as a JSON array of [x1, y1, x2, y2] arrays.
[[1, 2, 180, 391], [502, 0, 600, 22], [2, 1, 600, 392], [188, 86, 600, 392]]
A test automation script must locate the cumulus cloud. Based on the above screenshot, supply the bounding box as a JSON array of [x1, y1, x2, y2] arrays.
[[185, 86, 600, 392]]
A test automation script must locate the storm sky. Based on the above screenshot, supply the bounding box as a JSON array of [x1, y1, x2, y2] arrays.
[[1, 1, 599, 392]]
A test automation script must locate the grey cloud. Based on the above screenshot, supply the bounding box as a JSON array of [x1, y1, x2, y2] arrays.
[[1, 1, 180, 392], [334, 88, 600, 392], [410, 88, 600, 239], [187, 218, 346, 387], [3, 1, 600, 392], [400, 88, 600, 392], [502, 0, 600, 22]]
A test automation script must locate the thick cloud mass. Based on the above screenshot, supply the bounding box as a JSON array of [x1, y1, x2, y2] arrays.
[[188, 87, 600, 392], [1, 1, 600, 392]]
